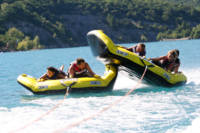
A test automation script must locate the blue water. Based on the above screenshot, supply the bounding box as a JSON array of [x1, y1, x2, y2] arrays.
[[0, 39, 200, 133]]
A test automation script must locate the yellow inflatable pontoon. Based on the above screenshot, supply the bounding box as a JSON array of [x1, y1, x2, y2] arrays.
[[17, 64, 118, 94], [87, 30, 187, 86]]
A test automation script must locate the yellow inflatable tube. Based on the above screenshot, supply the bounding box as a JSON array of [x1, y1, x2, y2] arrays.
[[87, 30, 187, 86], [17, 64, 118, 94]]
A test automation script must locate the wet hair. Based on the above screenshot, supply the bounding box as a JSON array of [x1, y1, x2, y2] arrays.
[[138, 43, 145, 48], [168, 50, 175, 59], [47, 66, 59, 73], [174, 49, 179, 56], [76, 58, 85, 65], [168, 49, 179, 59], [170, 49, 179, 58], [172, 52, 177, 58]]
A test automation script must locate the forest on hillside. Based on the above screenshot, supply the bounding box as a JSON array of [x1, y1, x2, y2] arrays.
[[1, 0, 200, 51]]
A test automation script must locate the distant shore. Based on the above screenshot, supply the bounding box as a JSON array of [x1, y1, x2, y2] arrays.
[[0, 37, 194, 52], [161, 37, 190, 41]]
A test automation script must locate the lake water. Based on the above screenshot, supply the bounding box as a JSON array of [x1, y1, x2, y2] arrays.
[[0, 39, 200, 133]]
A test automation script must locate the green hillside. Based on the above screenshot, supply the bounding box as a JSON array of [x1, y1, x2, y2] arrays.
[[0, 0, 200, 51], [166, 0, 200, 7]]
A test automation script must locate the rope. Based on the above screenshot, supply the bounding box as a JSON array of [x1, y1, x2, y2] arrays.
[[54, 66, 148, 133], [9, 82, 74, 133]]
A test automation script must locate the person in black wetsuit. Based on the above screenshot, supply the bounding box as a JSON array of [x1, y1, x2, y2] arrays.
[[39, 66, 66, 81], [126, 43, 146, 57]]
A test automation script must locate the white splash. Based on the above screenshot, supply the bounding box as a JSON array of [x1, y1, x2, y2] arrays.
[[184, 68, 200, 86], [181, 116, 200, 133], [113, 71, 147, 90]]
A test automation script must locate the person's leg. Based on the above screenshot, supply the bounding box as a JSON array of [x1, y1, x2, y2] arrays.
[[59, 65, 64, 71]]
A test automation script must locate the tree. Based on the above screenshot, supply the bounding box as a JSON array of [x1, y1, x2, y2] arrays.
[[140, 34, 148, 42], [1, 3, 9, 13], [33, 35, 44, 49], [5, 27, 24, 40], [17, 36, 33, 50], [191, 24, 200, 38], [106, 13, 114, 27]]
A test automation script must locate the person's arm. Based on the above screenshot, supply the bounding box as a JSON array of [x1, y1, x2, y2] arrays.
[[149, 56, 166, 61], [173, 64, 180, 73], [68, 65, 75, 78], [127, 47, 133, 51], [126, 46, 135, 52], [85, 63, 95, 76], [39, 73, 48, 80], [174, 59, 180, 73]]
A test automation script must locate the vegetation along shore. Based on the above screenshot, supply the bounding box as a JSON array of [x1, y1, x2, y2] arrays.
[[0, 0, 200, 52]]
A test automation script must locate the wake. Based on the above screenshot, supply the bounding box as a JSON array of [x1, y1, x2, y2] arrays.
[[113, 71, 148, 90], [184, 68, 200, 86]]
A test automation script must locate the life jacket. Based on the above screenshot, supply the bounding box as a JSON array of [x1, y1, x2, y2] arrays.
[[70, 62, 87, 77]]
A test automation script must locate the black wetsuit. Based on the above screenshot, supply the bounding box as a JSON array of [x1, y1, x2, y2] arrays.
[[47, 71, 66, 79], [130, 45, 146, 57]]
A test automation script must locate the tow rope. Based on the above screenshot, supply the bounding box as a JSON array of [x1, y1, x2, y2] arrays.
[[10, 65, 148, 133], [9, 82, 76, 133], [54, 66, 148, 133]]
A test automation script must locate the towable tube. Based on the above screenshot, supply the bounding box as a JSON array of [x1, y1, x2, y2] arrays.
[[87, 30, 187, 86], [17, 64, 118, 94]]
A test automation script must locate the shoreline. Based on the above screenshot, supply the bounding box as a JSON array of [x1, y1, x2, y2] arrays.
[[161, 37, 190, 41], [0, 37, 194, 52]]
